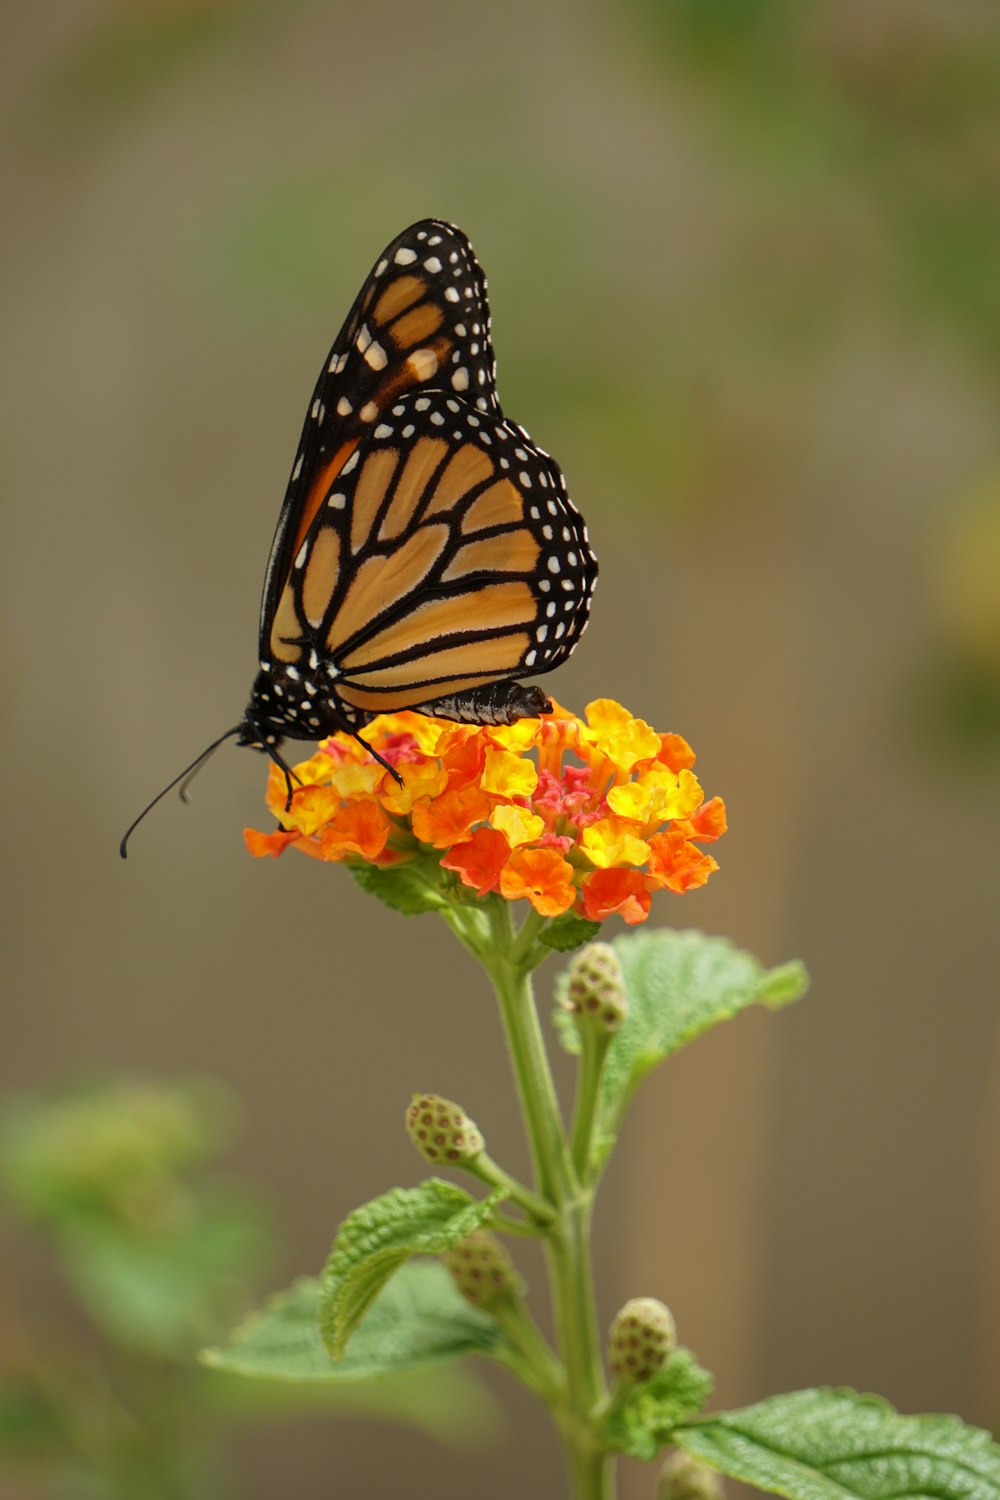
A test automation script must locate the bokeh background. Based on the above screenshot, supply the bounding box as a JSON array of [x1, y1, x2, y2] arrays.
[[3, 1, 999, 1496]]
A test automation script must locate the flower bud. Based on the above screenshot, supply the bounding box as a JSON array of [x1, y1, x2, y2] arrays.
[[405, 1094, 484, 1166], [657, 1451, 724, 1500], [566, 942, 628, 1034], [608, 1297, 676, 1384], [443, 1230, 524, 1310]]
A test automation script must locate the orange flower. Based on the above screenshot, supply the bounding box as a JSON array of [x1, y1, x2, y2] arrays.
[[244, 827, 303, 859], [317, 801, 392, 862], [499, 848, 576, 917], [645, 830, 720, 893], [673, 796, 728, 843], [411, 783, 493, 849], [245, 700, 725, 926], [580, 869, 651, 926], [442, 827, 510, 895]]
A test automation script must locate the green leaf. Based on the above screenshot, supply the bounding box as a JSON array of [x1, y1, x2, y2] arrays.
[[56, 1194, 269, 1357], [676, 1388, 1000, 1500], [348, 859, 448, 915], [607, 1347, 714, 1461], [319, 1180, 502, 1358], [539, 914, 602, 953], [555, 929, 808, 1162], [202, 1264, 503, 1382]]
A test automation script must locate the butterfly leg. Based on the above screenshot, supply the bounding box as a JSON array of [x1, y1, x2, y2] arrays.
[[262, 743, 303, 811], [418, 680, 553, 727], [349, 730, 404, 787]]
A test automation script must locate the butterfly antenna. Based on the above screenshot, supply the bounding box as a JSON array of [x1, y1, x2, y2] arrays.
[[119, 725, 244, 859], [177, 736, 231, 803]]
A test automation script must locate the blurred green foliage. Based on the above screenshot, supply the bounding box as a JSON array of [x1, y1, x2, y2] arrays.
[[630, 1, 1000, 368], [907, 475, 1000, 767], [0, 1078, 500, 1498], [1, 1078, 264, 1358], [0, 1077, 267, 1498], [37, 0, 254, 130]]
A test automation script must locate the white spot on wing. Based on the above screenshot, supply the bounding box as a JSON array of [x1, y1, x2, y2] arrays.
[[407, 348, 438, 380]]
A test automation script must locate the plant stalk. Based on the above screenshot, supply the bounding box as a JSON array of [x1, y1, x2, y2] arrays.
[[482, 901, 613, 1500]]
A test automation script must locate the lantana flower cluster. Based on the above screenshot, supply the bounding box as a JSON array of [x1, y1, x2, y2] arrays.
[[245, 699, 725, 926]]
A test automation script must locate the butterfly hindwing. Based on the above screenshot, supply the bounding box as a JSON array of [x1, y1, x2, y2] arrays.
[[259, 219, 500, 653], [266, 391, 597, 724]]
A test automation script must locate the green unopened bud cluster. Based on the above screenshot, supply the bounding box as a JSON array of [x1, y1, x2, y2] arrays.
[[657, 1450, 725, 1500], [608, 1297, 676, 1383], [566, 943, 628, 1034], [405, 1094, 484, 1166], [443, 1230, 523, 1310]]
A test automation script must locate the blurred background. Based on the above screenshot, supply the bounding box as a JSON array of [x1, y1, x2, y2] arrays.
[[2, 1, 999, 1496]]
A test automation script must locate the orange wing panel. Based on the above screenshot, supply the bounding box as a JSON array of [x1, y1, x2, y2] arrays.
[[328, 523, 451, 653], [340, 581, 536, 669], [441, 532, 540, 582]]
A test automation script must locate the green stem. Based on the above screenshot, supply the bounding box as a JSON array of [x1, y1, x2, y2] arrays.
[[469, 1152, 555, 1227], [569, 1033, 608, 1183], [490, 1209, 545, 1238], [490, 1296, 565, 1405], [439, 903, 491, 961], [485, 901, 574, 1203], [478, 899, 612, 1500]]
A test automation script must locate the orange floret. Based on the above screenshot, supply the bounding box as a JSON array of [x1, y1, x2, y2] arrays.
[[499, 848, 577, 917], [581, 869, 651, 926], [441, 827, 511, 895]]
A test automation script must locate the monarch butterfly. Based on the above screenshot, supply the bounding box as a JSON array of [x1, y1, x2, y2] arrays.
[[120, 219, 598, 856]]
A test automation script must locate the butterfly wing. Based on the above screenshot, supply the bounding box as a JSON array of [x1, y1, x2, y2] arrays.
[[265, 391, 597, 726], [259, 219, 499, 656]]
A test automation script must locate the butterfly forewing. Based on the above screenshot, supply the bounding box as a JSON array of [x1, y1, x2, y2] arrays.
[[268, 390, 597, 724], [258, 220, 499, 652]]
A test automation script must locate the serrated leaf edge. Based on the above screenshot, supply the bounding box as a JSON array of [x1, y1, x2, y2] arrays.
[[319, 1182, 503, 1360], [676, 1386, 1000, 1499]]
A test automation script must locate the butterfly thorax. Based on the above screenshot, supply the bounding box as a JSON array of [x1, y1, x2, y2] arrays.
[[240, 660, 350, 749]]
